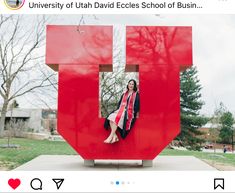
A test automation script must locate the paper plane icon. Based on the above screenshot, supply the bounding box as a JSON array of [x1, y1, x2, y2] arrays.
[[52, 178, 64, 190]]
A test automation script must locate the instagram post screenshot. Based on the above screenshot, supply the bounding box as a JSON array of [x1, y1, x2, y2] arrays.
[[0, 0, 235, 192]]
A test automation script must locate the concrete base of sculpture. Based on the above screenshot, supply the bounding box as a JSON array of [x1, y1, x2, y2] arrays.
[[14, 155, 217, 171], [142, 160, 153, 167], [84, 159, 95, 166], [84, 159, 152, 167]]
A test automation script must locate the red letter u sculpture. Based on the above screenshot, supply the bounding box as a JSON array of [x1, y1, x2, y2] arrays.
[[46, 25, 192, 165]]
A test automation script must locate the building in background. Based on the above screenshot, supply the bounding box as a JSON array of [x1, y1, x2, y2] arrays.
[[1, 108, 57, 136]]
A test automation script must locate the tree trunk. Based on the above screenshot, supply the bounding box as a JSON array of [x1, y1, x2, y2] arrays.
[[0, 100, 8, 137]]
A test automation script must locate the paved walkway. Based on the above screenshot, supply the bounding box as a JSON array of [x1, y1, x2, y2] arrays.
[[202, 149, 235, 154], [14, 155, 217, 171]]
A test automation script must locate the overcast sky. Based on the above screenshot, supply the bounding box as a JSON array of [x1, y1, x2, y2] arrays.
[[1, 14, 235, 116]]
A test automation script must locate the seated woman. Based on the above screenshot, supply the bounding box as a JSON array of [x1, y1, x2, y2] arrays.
[[104, 79, 140, 144]]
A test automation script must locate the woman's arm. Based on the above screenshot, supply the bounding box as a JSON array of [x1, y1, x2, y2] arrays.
[[134, 92, 140, 115]]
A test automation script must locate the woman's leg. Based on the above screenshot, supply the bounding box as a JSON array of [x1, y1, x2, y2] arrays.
[[104, 121, 119, 143], [109, 121, 118, 136]]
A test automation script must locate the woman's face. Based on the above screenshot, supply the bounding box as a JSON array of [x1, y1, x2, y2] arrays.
[[128, 81, 135, 91]]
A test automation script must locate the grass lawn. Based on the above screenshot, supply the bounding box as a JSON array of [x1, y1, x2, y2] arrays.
[[0, 138, 234, 170], [161, 149, 235, 169], [0, 138, 76, 170]]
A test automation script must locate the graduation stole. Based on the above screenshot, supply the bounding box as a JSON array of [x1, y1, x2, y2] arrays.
[[115, 91, 137, 130]]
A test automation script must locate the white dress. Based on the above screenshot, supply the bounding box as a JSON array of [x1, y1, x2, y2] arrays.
[[107, 92, 132, 129], [107, 109, 125, 129]]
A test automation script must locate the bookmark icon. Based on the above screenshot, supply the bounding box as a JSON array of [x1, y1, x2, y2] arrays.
[[214, 178, 224, 190], [52, 178, 64, 190]]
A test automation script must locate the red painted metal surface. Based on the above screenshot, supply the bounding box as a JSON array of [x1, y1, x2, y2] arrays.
[[46, 25, 192, 160], [126, 26, 192, 159]]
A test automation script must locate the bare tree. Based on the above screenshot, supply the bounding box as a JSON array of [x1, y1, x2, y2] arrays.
[[5, 99, 20, 146], [0, 15, 56, 135]]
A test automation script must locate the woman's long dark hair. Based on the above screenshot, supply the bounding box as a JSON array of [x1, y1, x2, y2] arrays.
[[126, 79, 138, 92]]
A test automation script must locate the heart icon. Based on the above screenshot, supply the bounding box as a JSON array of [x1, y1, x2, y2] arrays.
[[8, 178, 21, 190]]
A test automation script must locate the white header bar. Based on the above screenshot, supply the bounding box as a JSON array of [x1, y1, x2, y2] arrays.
[[1, 0, 235, 14]]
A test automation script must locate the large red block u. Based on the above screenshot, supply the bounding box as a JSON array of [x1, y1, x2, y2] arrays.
[[46, 25, 192, 160]]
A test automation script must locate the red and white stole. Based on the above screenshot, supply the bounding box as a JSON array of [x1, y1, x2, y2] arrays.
[[115, 91, 137, 130]]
